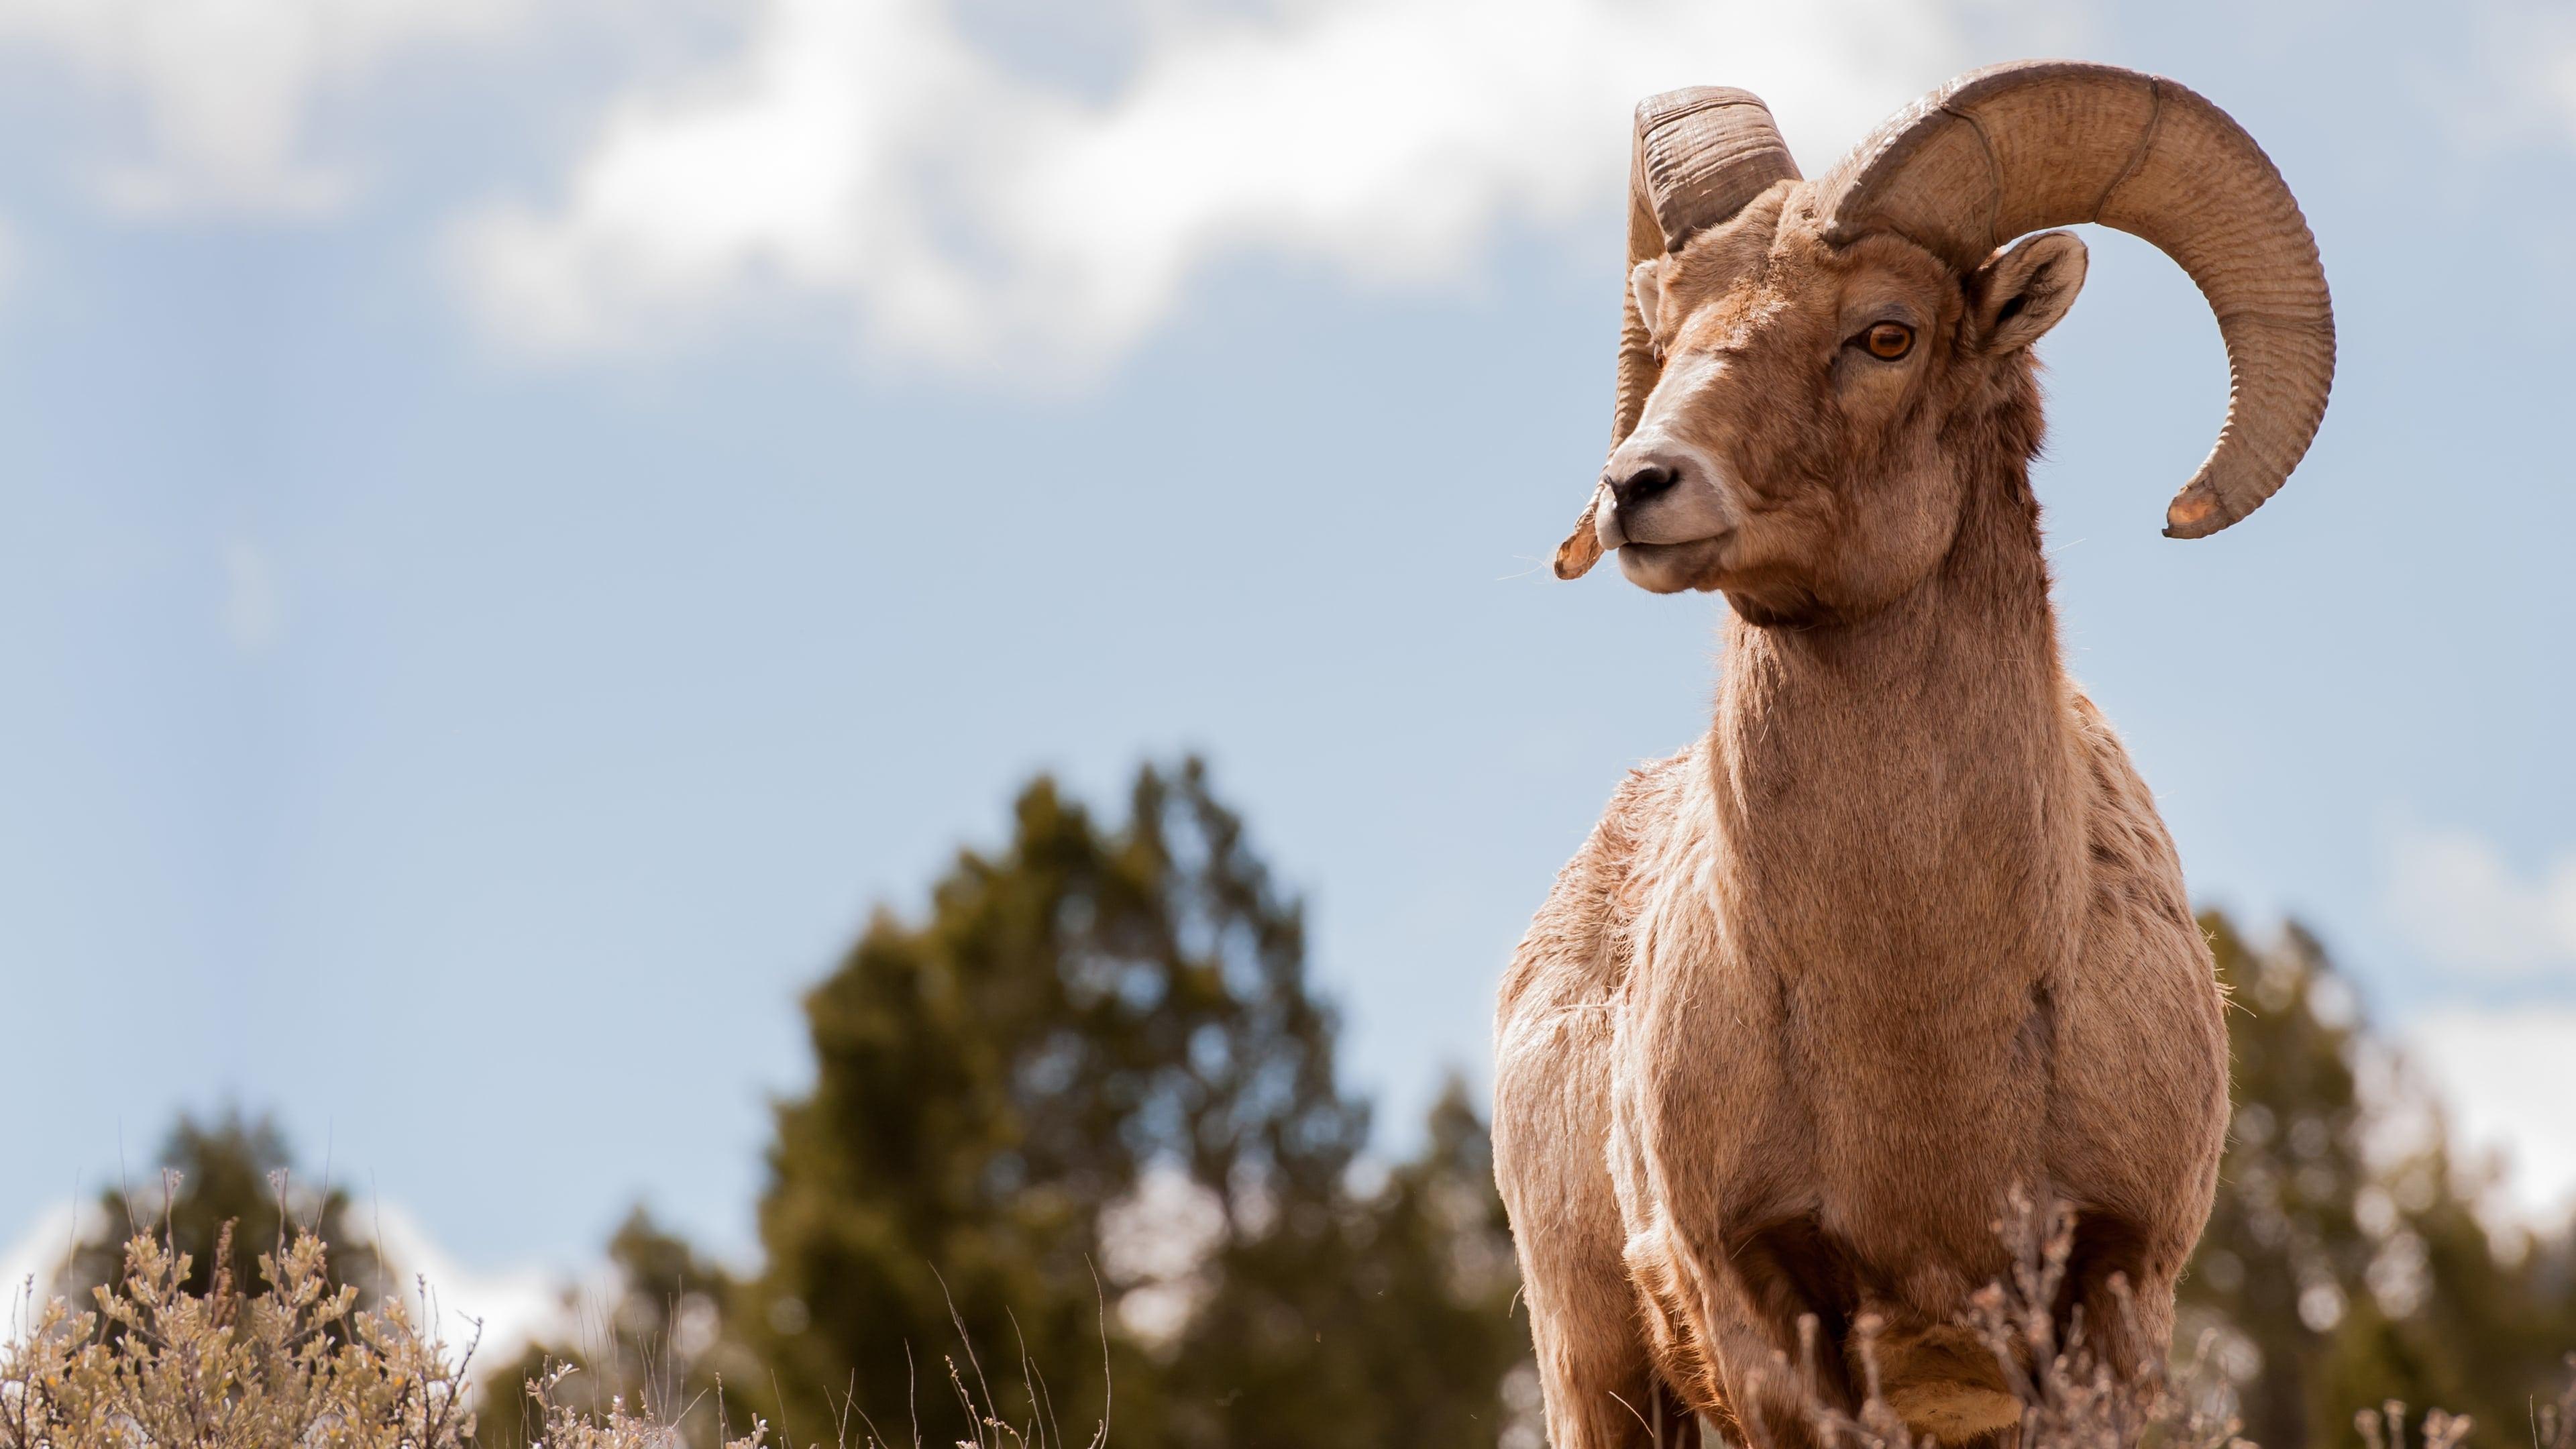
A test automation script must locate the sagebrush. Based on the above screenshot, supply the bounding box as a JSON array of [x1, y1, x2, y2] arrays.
[[0, 1221, 765, 1449], [7, 1216, 2569, 1449]]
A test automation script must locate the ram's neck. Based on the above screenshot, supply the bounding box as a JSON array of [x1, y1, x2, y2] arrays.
[[1705, 458, 2086, 998]]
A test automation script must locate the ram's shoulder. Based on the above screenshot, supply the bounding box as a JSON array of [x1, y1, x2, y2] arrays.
[[2061, 686, 2196, 934], [1497, 744, 1699, 1024]]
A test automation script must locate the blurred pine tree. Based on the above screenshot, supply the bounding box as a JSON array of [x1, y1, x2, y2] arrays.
[[1155, 1073, 1527, 1449], [731, 758, 1528, 1448], [2182, 914, 2576, 1449]]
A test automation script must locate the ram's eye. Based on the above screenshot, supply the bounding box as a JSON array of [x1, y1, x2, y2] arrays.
[[1862, 322, 1915, 360]]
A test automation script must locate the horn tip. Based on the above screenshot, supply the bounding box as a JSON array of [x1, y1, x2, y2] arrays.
[[2161, 485, 2229, 539]]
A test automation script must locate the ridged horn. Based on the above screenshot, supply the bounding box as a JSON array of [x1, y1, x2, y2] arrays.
[[1558, 87, 1799, 580], [1615, 87, 1802, 443], [1814, 60, 2332, 538]]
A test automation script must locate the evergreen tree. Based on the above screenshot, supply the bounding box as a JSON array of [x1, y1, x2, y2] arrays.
[[2181, 917, 2379, 1449], [1158, 1075, 1525, 1449], [736, 758, 1527, 1448], [2182, 914, 2576, 1448]]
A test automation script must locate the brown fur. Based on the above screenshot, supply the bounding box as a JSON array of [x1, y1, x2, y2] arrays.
[[1492, 187, 2230, 1448]]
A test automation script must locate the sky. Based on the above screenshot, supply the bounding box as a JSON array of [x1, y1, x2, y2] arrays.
[[3, 0, 2575, 1333]]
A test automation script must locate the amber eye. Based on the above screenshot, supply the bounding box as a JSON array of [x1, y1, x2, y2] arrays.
[[1863, 322, 1915, 360]]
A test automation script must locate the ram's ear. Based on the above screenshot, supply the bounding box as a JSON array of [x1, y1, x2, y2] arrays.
[[1629, 257, 1670, 356], [1971, 230, 2088, 354]]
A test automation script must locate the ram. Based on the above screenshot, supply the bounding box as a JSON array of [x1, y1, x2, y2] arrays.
[[1492, 61, 2332, 1449]]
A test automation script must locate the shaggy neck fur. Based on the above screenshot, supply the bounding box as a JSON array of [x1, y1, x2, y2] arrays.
[[1703, 378, 2086, 1243]]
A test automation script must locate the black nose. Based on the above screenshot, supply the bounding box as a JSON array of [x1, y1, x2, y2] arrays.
[[1609, 464, 1678, 511]]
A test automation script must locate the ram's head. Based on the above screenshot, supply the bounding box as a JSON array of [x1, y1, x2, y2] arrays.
[[1554, 64, 2334, 620]]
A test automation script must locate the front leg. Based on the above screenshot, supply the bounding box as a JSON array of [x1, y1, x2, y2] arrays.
[[1498, 1005, 1691, 1448], [1613, 975, 1837, 1447]]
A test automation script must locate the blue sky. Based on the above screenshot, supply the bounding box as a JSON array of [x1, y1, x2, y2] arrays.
[[3, 0, 2575, 1305]]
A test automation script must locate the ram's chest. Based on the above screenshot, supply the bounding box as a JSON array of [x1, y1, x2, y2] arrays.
[[1612, 827, 2061, 1262]]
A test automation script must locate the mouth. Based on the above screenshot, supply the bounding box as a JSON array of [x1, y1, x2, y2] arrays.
[[1615, 535, 1731, 594]]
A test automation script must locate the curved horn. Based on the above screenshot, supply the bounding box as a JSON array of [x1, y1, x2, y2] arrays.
[[1560, 88, 1798, 580], [1614, 87, 1802, 444], [1815, 60, 2332, 538]]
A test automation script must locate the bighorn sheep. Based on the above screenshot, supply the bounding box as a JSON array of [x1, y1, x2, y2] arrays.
[[1491, 62, 2332, 1448]]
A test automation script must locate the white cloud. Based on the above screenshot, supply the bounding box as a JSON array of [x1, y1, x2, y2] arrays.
[[2440, 0, 2576, 154], [0, 0, 537, 215], [2389, 827, 2576, 977], [2408, 1008, 2576, 1222], [458, 0, 2034, 373], [364, 1201, 572, 1366], [1, 1202, 80, 1342]]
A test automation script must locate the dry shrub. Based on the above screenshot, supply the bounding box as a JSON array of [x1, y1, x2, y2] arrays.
[[2353, 1400, 2472, 1449], [1719, 1197, 2576, 1449], [516, 1362, 766, 1449], [1713, 1193, 2247, 1449], [2526, 1357, 2576, 1449], [0, 1218, 1077, 1449], [0, 1224, 765, 1449], [1, 1224, 476, 1448], [6, 1212, 2566, 1449]]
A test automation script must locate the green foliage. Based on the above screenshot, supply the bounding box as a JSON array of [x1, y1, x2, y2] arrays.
[[62, 1108, 389, 1325], [729, 757, 1527, 1448], [1154, 1075, 1524, 1449], [2182, 914, 2576, 1448]]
